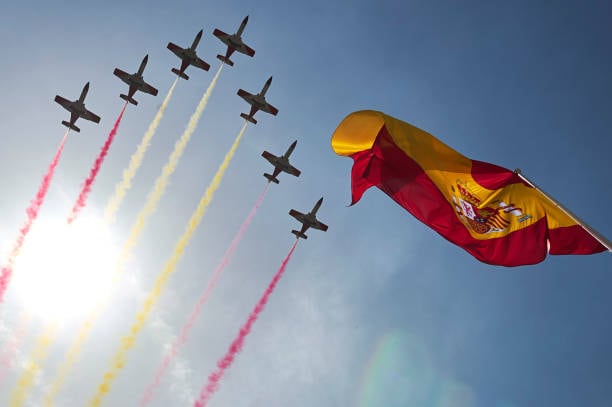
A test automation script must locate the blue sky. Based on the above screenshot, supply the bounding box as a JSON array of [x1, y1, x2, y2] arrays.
[[0, 0, 610, 406]]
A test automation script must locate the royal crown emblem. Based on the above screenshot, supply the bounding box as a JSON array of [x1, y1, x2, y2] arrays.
[[450, 180, 528, 234]]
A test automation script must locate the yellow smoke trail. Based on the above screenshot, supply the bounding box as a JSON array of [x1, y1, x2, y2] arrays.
[[89, 121, 248, 406], [10, 323, 57, 407], [104, 78, 179, 224], [44, 64, 224, 405], [42, 312, 98, 407]]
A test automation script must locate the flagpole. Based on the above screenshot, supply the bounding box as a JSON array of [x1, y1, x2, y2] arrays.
[[514, 169, 612, 252]]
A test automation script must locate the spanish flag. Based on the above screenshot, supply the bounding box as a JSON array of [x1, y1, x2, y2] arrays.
[[331, 110, 609, 266]]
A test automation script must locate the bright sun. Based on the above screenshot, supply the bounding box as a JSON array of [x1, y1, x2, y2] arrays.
[[11, 215, 119, 322]]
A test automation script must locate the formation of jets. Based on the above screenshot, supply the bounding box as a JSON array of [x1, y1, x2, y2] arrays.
[[260, 142, 327, 240], [53, 16, 328, 239]]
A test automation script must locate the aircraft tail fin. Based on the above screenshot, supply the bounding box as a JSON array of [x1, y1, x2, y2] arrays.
[[263, 173, 280, 184], [120, 94, 138, 106], [61, 120, 80, 133], [240, 113, 257, 124], [291, 230, 308, 240], [216, 54, 235, 66], [171, 68, 189, 80]]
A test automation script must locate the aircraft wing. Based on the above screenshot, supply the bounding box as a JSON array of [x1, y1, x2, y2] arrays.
[[167, 42, 184, 57], [212, 29, 230, 42], [140, 81, 158, 96], [311, 220, 329, 232], [289, 209, 307, 224], [261, 151, 277, 165], [286, 164, 301, 177], [261, 102, 279, 116], [237, 89, 254, 102], [113, 68, 131, 82], [81, 109, 101, 124], [54, 95, 72, 110], [192, 57, 210, 71]]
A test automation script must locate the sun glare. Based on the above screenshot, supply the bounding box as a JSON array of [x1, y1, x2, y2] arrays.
[[11, 215, 118, 322]]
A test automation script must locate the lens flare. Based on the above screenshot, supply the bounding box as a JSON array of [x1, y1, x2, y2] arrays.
[[11, 216, 118, 322]]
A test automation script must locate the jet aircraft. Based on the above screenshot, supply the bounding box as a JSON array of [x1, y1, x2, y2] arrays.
[[262, 140, 301, 184], [113, 55, 158, 105], [289, 197, 328, 240], [54, 82, 101, 132], [167, 29, 210, 80], [213, 16, 255, 66], [237, 76, 278, 124]]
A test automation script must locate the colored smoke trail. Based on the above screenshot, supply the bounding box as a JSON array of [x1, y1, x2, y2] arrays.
[[45, 67, 222, 405], [89, 121, 248, 407], [67, 103, 128, 224], [195, 240, 299, 407], [104, 78, 179, 224], [0, 131, 69, 303], [9, 323, 57, 407], [43, 305, 101, 406], [141, 183, 270, 406], [126, 273, 197, 405], [113, 62, 224, 276], [0, 312, 31, 387]]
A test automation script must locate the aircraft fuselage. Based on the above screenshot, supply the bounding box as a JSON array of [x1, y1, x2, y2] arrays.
[[120, 74, 145, 89], [177, 48, 197, 60], [247, 94, 267, 109], [227, 35, 242, 48], [59, 99, 86, 117], [272, 157, 291, 172], [71, 102, 88, 116], [302, 214, 317, 227]]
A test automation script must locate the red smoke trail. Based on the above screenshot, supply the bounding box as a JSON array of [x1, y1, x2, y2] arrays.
[[0, 131, 69, 303], [194, 239, 299, 407], [141, 184, 271, 406], [67, 103, 128, 224]]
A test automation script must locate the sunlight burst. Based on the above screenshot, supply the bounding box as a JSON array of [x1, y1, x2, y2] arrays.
[[11, 216, 118, 322]]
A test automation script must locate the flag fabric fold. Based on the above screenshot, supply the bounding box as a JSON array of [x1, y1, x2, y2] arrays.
[[331, 110, 607, 266]]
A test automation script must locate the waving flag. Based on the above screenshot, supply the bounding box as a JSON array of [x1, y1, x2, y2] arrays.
[[331, 110, 609, 266]]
